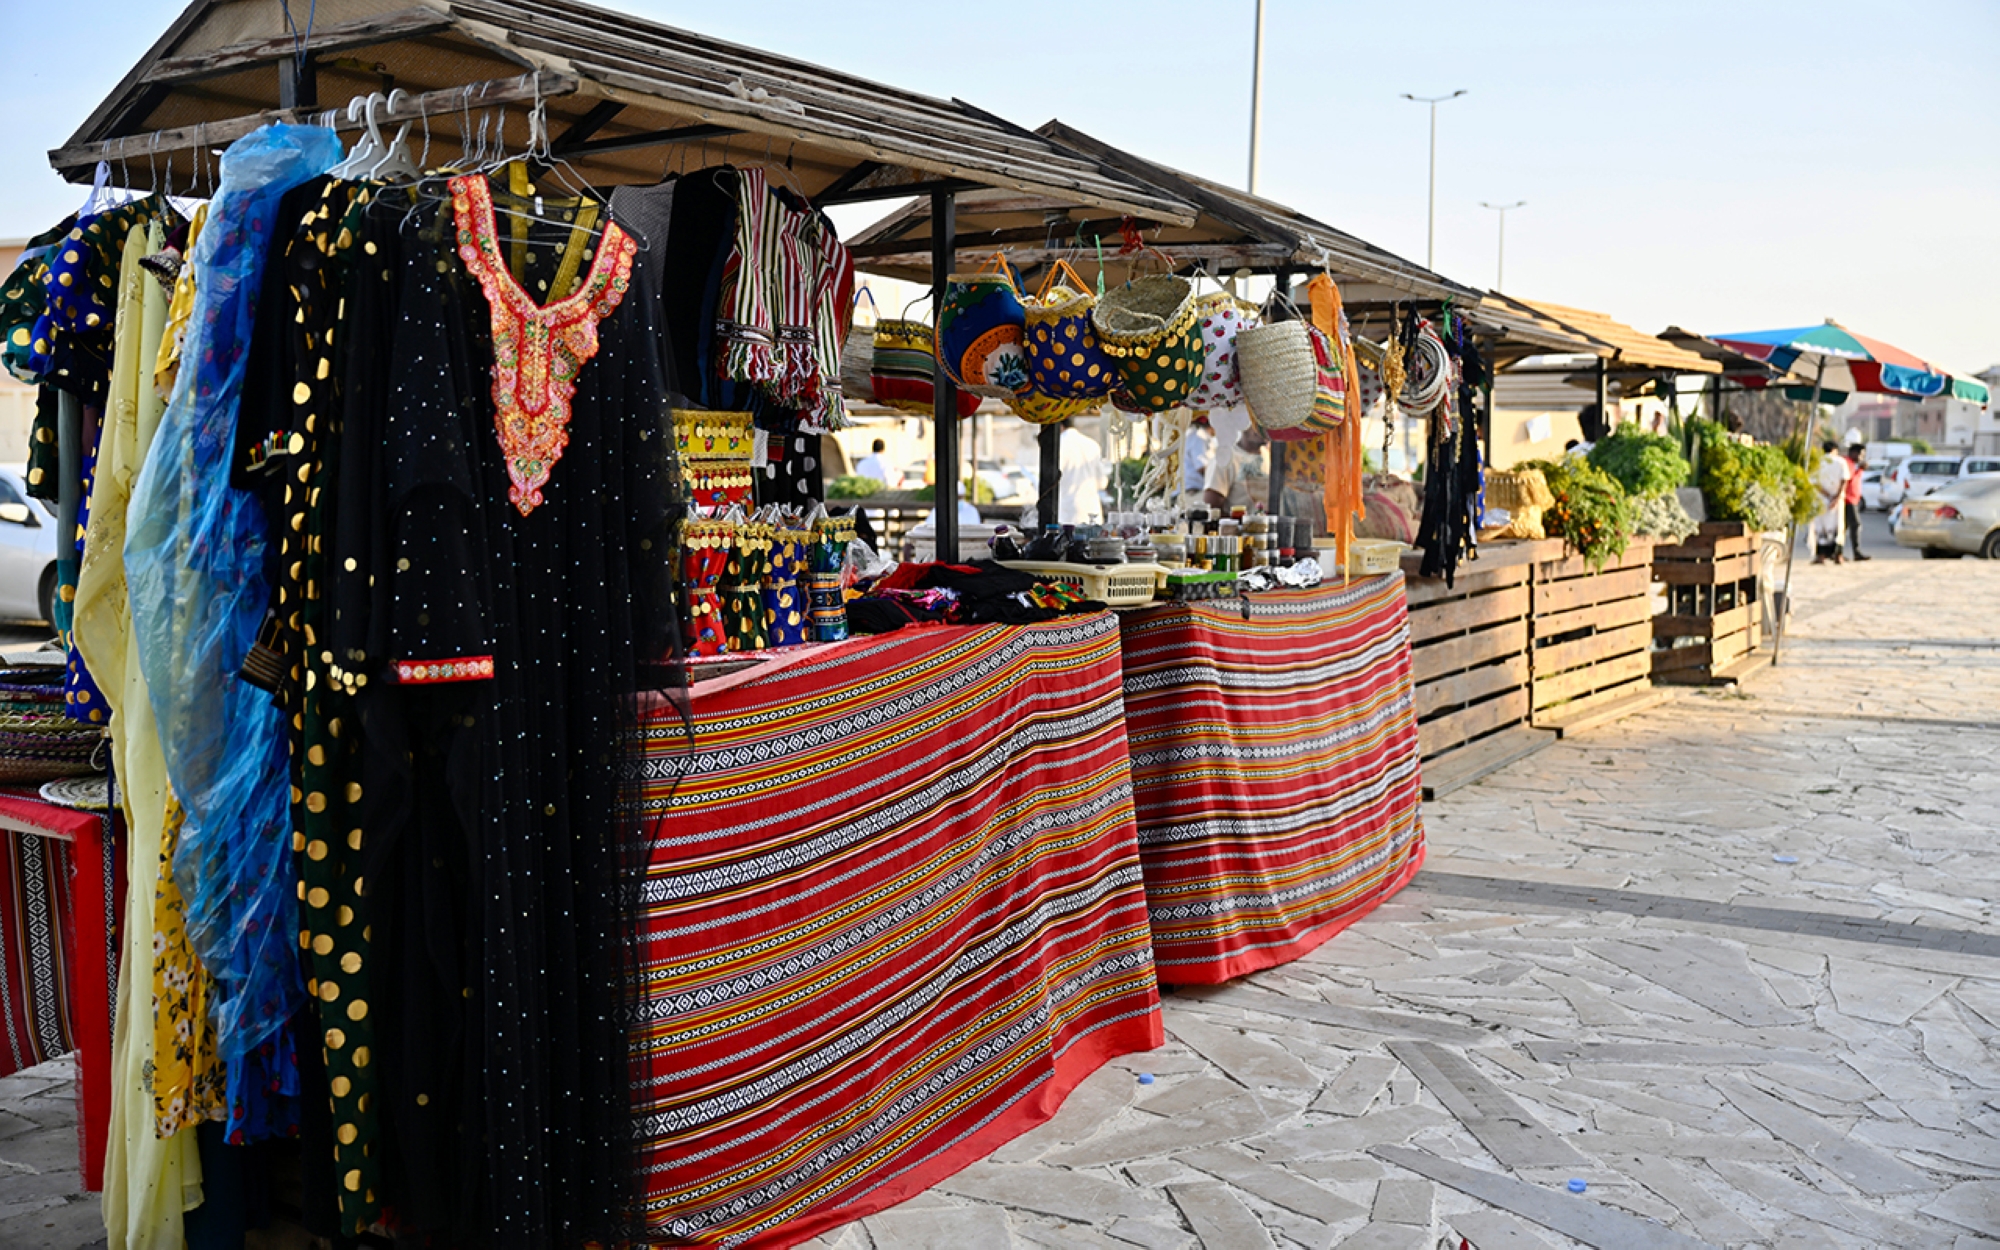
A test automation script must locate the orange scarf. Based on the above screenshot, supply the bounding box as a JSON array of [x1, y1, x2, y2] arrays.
[[1308, 274, 1366, 578]]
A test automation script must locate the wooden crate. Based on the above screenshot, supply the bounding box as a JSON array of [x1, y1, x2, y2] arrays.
[[1651, 522, 1766, 685], [1527, 538, 1659, 732], [1402, 541, 1557, 796]]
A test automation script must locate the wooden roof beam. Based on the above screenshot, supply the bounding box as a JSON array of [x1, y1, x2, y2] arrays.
[[145, 7, 454, 85], [48, 70, 578, 178]]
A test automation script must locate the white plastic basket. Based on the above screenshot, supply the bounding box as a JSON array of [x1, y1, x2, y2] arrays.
[[997, 561, 1167, 608]]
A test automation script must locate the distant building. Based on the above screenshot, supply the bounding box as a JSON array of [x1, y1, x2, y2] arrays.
[[1977, 365, 2000, 454]]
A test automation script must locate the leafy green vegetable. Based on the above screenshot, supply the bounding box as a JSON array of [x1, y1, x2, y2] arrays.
[[1587, 427, 1690, 498], [1689, 420, 1816, 527], [1519, 457, 1634, 570], [827, 474, 885, 500]]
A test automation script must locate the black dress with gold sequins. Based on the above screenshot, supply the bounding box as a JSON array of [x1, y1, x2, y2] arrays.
[[323, 181, 678, 1248]]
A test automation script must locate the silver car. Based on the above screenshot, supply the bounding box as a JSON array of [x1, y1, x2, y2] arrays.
[[1894, 475, 2000, 560]]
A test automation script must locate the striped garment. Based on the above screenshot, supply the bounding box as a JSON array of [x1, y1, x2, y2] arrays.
[[1118, 574, 1426, 983], [716, 167, 782, 386], [631, 614, 1162, 1247]]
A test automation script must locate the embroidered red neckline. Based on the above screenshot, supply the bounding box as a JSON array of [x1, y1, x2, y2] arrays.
[[450, 175, 636, 515]]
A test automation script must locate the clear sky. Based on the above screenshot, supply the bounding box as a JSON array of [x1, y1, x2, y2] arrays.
[[5, 0, 1994, 371]]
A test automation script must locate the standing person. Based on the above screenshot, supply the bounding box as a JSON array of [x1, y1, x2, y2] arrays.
[[1182, 416, 1214, 502], [1202, 425, 1271, 512], [1810, 439, 1851, 565], [1843, 443, 1870, 561], [855, 438, 892, 487], [1057, 417, 1107, 525]]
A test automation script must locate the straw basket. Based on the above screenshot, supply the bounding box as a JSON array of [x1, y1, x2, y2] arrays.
[[1236, 319, 1320, 438], [1093, 274, 1203, 412], [1484, 467, 1555, 540], [0, 667, 101, 784]]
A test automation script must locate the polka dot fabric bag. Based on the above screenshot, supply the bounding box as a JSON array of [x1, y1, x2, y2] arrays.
[[1023, 258, 1116, 400], [1187, 292, 1260, 411]]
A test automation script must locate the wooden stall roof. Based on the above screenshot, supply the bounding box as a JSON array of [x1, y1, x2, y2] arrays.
[[49, 0, 1198, 223], [1657, 325, 1801, 385], [845, 118, 1479, 313], [1490, 295, 1720, 376]]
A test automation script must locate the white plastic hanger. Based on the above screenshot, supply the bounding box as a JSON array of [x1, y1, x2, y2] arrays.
[[367, 90, 420, 181], [329, 93, 384, 178]]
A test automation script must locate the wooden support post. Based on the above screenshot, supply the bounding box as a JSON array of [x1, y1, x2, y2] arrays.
[[1595, 357, 1610, 432], [277, 53, 317, 112], [1267, 267, 1296, 515], [1038, 422, 1060, 528], [931, 190, 961, 560]]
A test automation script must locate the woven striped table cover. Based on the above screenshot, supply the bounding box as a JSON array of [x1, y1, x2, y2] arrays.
[[1118, 573, 1426, 984], [632, 613, 1162, 1247], [0, 826, 76, 1078]]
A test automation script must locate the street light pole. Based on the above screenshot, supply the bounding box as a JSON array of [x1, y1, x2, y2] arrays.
[[1479, 200, 1525, 290], [1248, 0, 1265, 194], [1400, 89, 1466, 270]]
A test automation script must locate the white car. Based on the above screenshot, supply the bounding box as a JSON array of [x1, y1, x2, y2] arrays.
[[1860, 469, 1905, 512], [0, 465, 58, 623], [1894, 456, 1965, 500]]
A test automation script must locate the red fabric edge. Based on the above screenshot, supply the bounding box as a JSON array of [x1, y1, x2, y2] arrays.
[[745, 1010, 1165, 1250], [1162, 836, 1429, 987], [0, 789, 100, 842]]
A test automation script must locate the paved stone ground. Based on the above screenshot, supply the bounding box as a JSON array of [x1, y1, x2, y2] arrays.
[[3, 560, 1996, 1248]]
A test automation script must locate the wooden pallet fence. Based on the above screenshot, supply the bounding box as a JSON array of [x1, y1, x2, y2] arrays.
[[1651, 522, 1764, 685], [1526, 538, 1658, 732], [1401, 541, 1557, 794]]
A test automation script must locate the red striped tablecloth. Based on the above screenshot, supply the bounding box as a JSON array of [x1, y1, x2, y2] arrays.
[[632, 614, 1161, 1247], [1118, 574, 1425, 983]]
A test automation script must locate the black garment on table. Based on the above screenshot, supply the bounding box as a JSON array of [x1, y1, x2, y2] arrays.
[[917, 560, 1104, 624], [329, 181, 679, 1248]]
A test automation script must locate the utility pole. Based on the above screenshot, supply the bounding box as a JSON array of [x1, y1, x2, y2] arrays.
[[1479, 200, 1525, 290], [1248, 0, 1266, 193], [1400, 89, 1466, 270]]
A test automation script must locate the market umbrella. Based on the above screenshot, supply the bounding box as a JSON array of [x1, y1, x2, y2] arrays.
[[1713, 320, 1990, 403], [1707, 319, 1990, 664]]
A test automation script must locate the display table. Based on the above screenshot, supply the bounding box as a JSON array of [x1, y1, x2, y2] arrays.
[[631, 613, 1162, 1247], [0, 789, 121, 1191], [1118, 575, 1426, 983]]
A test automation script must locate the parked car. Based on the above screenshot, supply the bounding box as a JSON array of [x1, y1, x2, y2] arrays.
[[1860, 469, 1906, 512], [1894, 456, 1965, 500], [0, 466, 58, 623], [1964, 456, 2000, 477], [1893, 475, 2000, 559]]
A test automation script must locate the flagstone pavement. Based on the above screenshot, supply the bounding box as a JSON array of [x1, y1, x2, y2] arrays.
[[2, 557, 1995, 1248]]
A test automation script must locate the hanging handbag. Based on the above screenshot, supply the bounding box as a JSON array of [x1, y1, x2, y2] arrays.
[[1236, 319, 1320, 439], [1006, 391, 1099, 426], [1093, 271, 1203, 413], [1023, 258, 1117, 400], [1187, 291, 1260, 411], [840, 286, 877, 409], [870, 295, 979, 418], [1304, 321, 1351, 433], [936, 253, 1031, 400]]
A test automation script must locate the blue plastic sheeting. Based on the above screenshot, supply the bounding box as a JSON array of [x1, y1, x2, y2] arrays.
[[126, 124, 341, 1136]]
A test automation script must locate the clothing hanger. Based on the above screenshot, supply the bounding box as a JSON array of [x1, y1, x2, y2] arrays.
[[367, 90, 420, 181], [329, 93, 383, 178]]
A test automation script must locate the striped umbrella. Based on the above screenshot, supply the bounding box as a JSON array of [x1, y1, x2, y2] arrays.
[[1713, 320, 1989, 403]]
